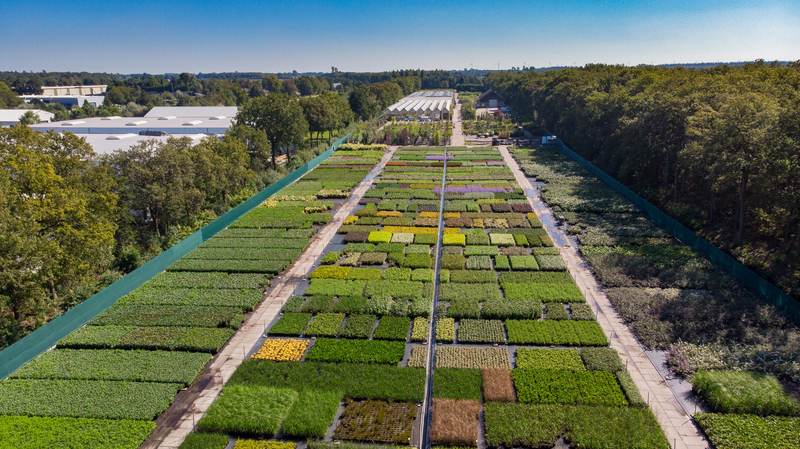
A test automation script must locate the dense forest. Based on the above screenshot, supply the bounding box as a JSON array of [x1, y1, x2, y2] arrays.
[[486, 61, 800, 298]]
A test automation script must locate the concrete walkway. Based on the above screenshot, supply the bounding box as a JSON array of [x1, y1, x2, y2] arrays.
[[146, 147, 398, 449], [450, 101, 465, 146], [498, 146, 709, 449]]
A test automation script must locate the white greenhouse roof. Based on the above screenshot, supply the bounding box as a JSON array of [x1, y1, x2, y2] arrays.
[[77, 133, 214, 155], [144, 106, 238, 118], [384, 91, 453, 117], [0, 109, 55, 124], [29, 115, 232, 135]]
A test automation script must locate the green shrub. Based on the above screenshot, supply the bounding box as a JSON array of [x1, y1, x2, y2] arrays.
[[281, 296, 305, 312], [499, 271, 573, 284], [409, 297, 432, 317], [298, 296, 335, 313], [481, 300, 542, 320], [333, 296, 366, 314], [305, 338, 405, 364], [374, 242, 405, 253], [581, 348, 625, 372], [494, 255, 510, 270], [466, 233, 490, 245], [304, 279, 366, 297], [269, 313, 311, 336], [458, 319, 506, 343], [405, 244, 431, 254], [535, 254, 567, 271], [119, 287, 262, 311], [0, 379, 182, 420], [434, 368, 482, 400], [58, 325, 233, 353], [414, 233, 437, 245], [282, 389, 343, 437], [512, 370, 627, 406], [404, 253, 432, 269], [485, 402, 669, 448], [515, 348, 585, 371], [147, 272, 268, 289], [695, 413, 800, 449], [346, 268, 383, 280], [509, 256, 539, 271], [391, 233, 415, 244], [364, 295, 394, 316], [359, 252, 387, 265], [450, 270, 497, 283], [368, 231, 393, 244], [447, 297, 480, 319], [441, 254, 465, 270], [364, 280, 424, 300], [343, 243, 374, 253], [464, 245, 499, 256], [310, 266, 351, 279], [466, 255, 493, 270], [692, 370, 800, 416], [373, 316, 410, 341], [506, 320, 608, 346], [502, 283, 584, 302], [411, 317, 429, 341], [339, 314, 376, 339], [91, 305, 242, 328], [545, 304, 569, 320], [437, 318, 455, 342], [12, 349, 211, 385], [382, 267, 412, 280], [569, 303, 595, 321], [304, 313, 345, 337], [0, 415, 156, 449], [490, 233, 516, 246], [197, 384, 297, 435], [440, 283, 502, 302], [231, 361, 424, 401], [411, 268, 435, 282]]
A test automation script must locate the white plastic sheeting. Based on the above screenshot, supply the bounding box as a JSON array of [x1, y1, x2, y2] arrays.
[[384, 91, 454, 117]]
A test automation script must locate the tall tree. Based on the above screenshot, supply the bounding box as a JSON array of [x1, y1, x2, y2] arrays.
[[236, 93, 309, 167], [0, 127, 117, 347], [348, 85, 380, 121]]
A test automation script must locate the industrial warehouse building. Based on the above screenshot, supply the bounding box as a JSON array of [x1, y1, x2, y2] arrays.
[[0, 109, 55, 127], [28, 106, 236, 154]]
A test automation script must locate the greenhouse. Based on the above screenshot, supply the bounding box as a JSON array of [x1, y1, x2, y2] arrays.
[[383, 91, 454, 118]]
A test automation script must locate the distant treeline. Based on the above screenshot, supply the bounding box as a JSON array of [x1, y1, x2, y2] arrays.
[[486, 61, 800, 298]]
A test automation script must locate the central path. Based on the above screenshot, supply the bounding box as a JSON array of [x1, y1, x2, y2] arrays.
[[450, 100, 465, 146], [148, 147, 399, 449], [497, 145, 709, 449]]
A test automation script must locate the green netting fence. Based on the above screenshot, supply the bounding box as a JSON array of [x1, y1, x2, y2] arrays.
[[0, 135, 350, 379], [554, 137, 800, 323]]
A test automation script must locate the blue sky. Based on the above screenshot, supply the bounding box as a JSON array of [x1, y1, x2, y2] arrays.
[[1, 0, 798, 73]]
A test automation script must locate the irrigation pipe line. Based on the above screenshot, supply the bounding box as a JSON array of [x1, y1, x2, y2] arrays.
[[419, 144, 448, 449]]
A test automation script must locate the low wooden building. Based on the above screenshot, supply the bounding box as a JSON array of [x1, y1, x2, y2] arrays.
[[475, 90, 505, 108]]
